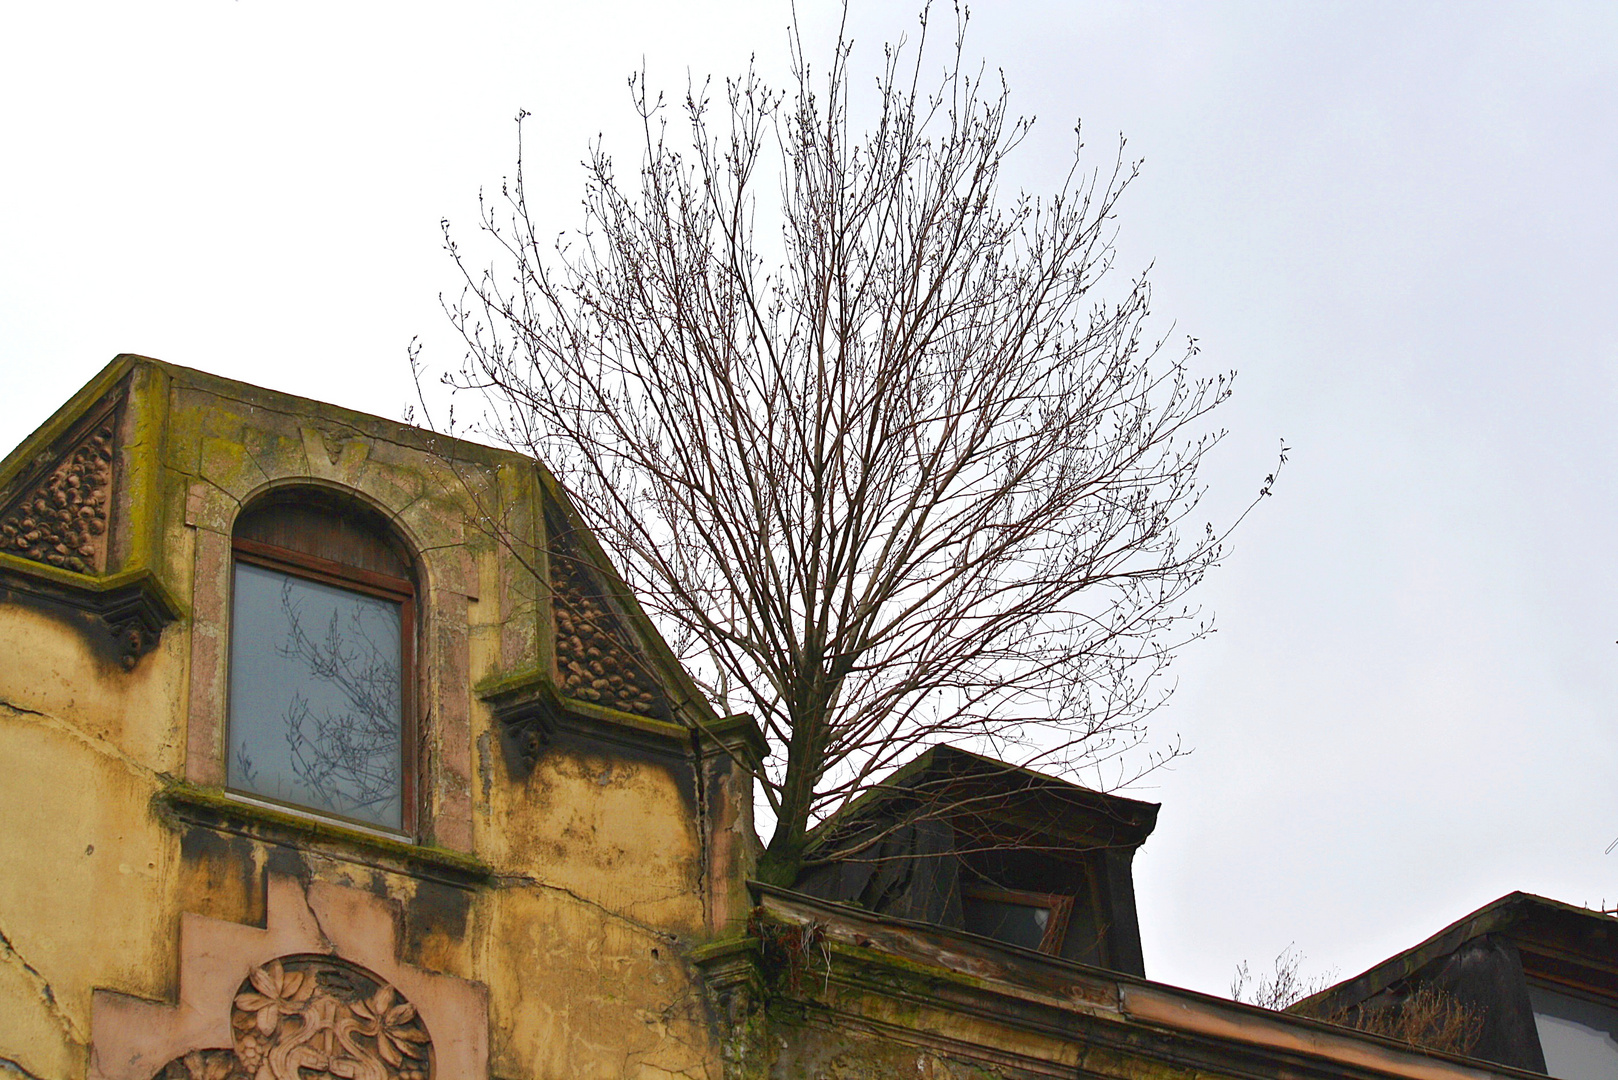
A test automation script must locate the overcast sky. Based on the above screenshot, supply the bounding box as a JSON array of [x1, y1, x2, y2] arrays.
[[4, 1, 1615, 999]]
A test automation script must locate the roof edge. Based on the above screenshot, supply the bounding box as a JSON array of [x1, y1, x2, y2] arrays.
[[751, 883, 1544, 1080]]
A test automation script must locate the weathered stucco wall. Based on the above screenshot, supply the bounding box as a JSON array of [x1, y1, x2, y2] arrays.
[[0, 356, 733, 1079], [0, 607, 187, 1079]]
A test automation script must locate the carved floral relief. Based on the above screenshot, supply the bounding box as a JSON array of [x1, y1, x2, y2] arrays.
[[150, 956, 431, 1080]]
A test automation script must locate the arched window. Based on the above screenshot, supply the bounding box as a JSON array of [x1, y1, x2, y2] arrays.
[[226, 490, 416, 834]]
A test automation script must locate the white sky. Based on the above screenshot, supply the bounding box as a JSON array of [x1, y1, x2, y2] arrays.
[[4, 1, 1615, 998]]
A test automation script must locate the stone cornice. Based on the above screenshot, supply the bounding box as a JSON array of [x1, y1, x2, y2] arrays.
[[479, 667, 697, 779], [743, 885, 1538, 1080], [0, 553, 183, 668]]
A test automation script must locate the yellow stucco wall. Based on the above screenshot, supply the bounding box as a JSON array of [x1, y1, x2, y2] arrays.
[[0, 607, 185, 1079]]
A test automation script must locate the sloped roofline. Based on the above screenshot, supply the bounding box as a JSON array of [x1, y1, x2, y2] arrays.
[[803, 743, 1161, 857], [2, 353, 732, 731], [1298, 891, 1616, 1014]]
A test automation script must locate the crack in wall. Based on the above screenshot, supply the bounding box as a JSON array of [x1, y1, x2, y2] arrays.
[[490, 872, 681, 944], [0, 698, 160, 783], [0, 1055, 51, 1080], [0, 919, 84, 1048], [617, 980, 716, 1080]]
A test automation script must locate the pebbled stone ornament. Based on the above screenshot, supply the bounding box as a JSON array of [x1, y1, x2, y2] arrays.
[[0, 420, 114, 575], [549, 518, 667, 719]]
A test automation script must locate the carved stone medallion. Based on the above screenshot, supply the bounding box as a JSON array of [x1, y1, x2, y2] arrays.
[[149, 955, 432, 1080]]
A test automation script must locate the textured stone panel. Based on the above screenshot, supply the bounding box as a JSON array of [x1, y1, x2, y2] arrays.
[[547, 508, 666, 719], [0, 415, 116, 574]]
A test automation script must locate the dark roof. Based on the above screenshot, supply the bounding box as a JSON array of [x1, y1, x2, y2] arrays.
[[1297, 891, 1618, 1073], [792, 746, 1161, 976], [803, 745, 1160, 857], [1303, 892, 1618, 1014]]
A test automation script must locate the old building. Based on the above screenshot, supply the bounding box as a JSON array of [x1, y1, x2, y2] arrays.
[[0, 354, 1575, 1079], [1302, 892, 1618, 1079]]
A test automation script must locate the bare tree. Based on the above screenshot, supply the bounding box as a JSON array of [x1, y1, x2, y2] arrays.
[[1231, 946, 1336, 1012], [277, 582, 402, 820], [436, 5, 1274, 884]]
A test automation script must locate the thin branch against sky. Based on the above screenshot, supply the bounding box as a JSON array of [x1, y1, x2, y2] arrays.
[[2, 0, 1615, 998]]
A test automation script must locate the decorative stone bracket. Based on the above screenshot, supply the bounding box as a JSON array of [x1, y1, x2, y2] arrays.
[[0, 555, 182, 669], [479, 670, 562, 780], [478, 668, 719, 782], [689, 935, 771, 1079]]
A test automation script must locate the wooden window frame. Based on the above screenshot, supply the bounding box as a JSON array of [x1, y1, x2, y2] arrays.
[[960, 884, 1075, 955], [228, 534, 418, 839]]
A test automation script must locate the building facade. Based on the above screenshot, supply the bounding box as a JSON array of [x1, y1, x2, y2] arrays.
[[0, 356, 1560, 1080]]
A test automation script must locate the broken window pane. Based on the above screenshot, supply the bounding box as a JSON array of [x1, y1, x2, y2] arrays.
[[962, 895, 1053, 952]]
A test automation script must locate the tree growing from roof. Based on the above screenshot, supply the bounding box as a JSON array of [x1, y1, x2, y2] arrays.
[[436, 5, 1273, 885]]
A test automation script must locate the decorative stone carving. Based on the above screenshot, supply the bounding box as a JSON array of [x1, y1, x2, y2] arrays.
[[147, 956, 432, 1080], [492, 689, 556, 779], [0, 417, 115, 574], [90, 873, 488, 1080], [104, 594, 165, 669], [547, 506, 667, 719], [150, 1050, 238, 1079]]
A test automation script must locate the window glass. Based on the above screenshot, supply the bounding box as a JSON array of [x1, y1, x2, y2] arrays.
[[1529, 984, 1618, 1079], [227, 561, 404, 830], [962, 896, 1052, 952], [1058, 899, 1106, 967]]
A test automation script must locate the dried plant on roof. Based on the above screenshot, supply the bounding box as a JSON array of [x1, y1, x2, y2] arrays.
[[1236, 948, 1486, 1059], [1231, 945, 1337, 1012], [1336, 985, 1486, 1058], [437, 4, 1274, 884]]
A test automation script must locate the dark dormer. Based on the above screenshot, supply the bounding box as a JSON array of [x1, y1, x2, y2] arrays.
[[1301, 892, 1618, 1076], [792, 746, 1159, 976]]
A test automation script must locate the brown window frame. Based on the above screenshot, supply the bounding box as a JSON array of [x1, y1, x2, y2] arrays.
[[228, 534, 418, 838], [960, 884, 1075, 955]]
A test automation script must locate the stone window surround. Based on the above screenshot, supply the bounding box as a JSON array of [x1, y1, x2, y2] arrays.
[[184, 473, 476, 853]]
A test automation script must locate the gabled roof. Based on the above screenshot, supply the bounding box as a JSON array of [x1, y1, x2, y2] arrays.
[[1302, 892, 1618, 1014], [0, 354, 734, 734]]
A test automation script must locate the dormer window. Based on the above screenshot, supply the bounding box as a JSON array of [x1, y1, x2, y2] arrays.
[[961, 885, 1073, 954], [793, 747, 1157, 976], [225, 492, 416, 834]]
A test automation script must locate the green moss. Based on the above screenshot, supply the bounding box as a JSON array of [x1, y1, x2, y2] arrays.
[[155, 781, 492, 882], [688, 935, 763, 967], [0, 554, 186, 619], [476, 665, 693, 745]]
